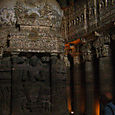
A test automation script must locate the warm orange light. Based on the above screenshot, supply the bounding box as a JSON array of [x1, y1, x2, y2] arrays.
[[95, 100, 100, 115], [67, 97, 72, 112], [65, 39, 81, 49], [65, 44, 70, 50], [70, 39, 81, 45], [64, 39, 81, 55], [81, 101, 85, 113], [65, 44, 70, 47], [67, 86, 72, 112], [70, 45, 75, 49]]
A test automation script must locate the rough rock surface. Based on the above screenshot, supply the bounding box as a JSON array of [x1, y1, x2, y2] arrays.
[[0, 54, 68, 115], [0, 0, 64, 53]]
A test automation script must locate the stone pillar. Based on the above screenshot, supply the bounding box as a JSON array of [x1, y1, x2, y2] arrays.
[[51, 53, 68, 115], [85, 62, 95, 115], [99, 56, 113, 113], [99, 34, 113, 93], [110, 34, 115, 102], [64, 55, 71, 114], [0, 54, 11, 115], [92, 59, 100, 115], [84, 4, 87, 32], [74, 63, 86, 115]]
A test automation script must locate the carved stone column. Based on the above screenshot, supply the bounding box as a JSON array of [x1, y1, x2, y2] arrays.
[[51, 53, 68, 115], [85, 62, 95, 115]]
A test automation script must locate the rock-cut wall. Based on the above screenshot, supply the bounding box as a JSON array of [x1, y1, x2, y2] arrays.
[[0, 0, 64, 54]]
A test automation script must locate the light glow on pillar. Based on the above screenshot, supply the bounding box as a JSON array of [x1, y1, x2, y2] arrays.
[[67, 97, 72, 112], [95, 100, 100, 115], [70, 111, 74, 114], [67, 86, 72, 112]]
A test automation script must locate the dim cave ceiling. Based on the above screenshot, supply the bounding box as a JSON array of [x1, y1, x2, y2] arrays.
[[0, 0, 79, 9], [56, 0, 78, 8]]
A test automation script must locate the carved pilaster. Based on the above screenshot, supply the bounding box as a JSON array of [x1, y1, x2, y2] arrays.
[[0, 47, 3, 58], [80, 32, 111, 62], [64, 55, 70, 67]]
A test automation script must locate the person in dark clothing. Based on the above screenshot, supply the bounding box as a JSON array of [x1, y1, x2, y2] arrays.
[[101, 92, 115, 115]]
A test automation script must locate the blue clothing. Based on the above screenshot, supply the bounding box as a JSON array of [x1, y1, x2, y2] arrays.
[[104, 102, 115, 115]]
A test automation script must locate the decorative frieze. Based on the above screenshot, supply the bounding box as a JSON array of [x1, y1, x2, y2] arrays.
[[80, 34, 111, 62], [0, 0, 64, 53], [62, 0, 114, 42], [99, 0, 114, 25]]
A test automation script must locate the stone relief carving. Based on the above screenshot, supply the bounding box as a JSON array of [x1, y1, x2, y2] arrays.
[[0, 53, 67, 114], [15, 0, 63, 27], [0, 8, 16, 25], [0, 0, 64, 53], [80, 34, 111, 62]]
